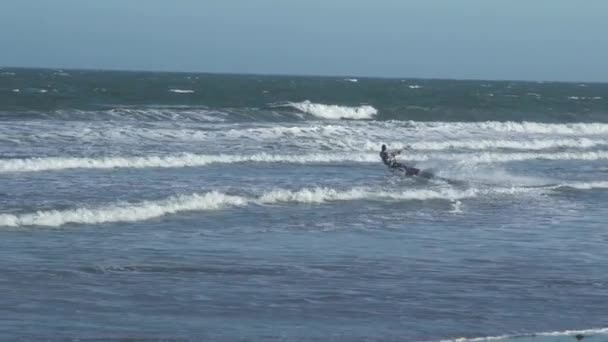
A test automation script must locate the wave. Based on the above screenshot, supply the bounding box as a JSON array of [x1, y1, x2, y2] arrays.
[[450, 151, 608, 164], [0, 191, 248, 227], [258, 187, 482, 204], [169, 89, 195, 94], [385, 150, 608, 164], [435, 326, 608, 342], [8, 120, 608, 154], [283, 100, 378, 120], [568, 96, 602, 100], [2, 180, 606, 227], [549, 181, 608, 190], [389, 121, 608, 135], [380, 138, 608, 152], [0, 152, 378, 173], [3, 181, 604, 228], [4, 149, 608, 173], [49, 108, 227, 122], [0, 186, 522, 228]]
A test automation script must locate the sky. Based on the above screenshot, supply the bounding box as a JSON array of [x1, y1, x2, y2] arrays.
[[1, 0, 607, 82]]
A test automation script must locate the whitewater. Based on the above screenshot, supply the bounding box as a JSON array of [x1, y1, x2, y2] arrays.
[[1, 69, 608, 341]]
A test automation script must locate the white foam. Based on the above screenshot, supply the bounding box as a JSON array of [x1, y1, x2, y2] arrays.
[[568, 96, 602, 100], [407, 121, 608, 135], [454, 150, 608, 164], [0, 152, 378, 173], [259, 187, 481, 204], [11, 121, 608, 151], [409, 85, 423, 89], [12, 89, 20, 93], [381, 138, 608, 151], [393, 150, 608, 164], [285, 100, 377, 120], [344, 78, 358, 83], [550, 181, 608, 190], [52, 108, 227, 122], [2, 182, 604, 228], [169, 89, 195, 94], [0, 186, 509, 228], [0, 191, 248, 227], [4, 149, 608, 173], [437, 326, 608, 342]]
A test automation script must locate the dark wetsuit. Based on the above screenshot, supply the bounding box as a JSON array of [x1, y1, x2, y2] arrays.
[[380, 150, 420, 176]]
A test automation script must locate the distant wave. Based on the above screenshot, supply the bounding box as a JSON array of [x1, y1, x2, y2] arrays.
[[392, 150, 608, 164], [0, 186, 523, 228], [3, 149, 608, 173], [48, 108, 227, 122], [283, 100, 378, 120], [379, 138, 608, 151], [434, 326, 608, 342], [16, 122, 608, 152], [568, 96, 602, 100], [403, 121, 608, 135], [0, 152, 378, 173], [549, 181, 608, 190], [449, 151, 608, 164], [169, 89, 195, 94]]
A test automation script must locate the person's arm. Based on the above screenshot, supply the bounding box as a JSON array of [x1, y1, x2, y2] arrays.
[[390, 148, 405, 157], [393, 145, 412, 155]]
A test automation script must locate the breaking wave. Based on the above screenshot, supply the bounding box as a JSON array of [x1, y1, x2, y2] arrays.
[[549, 181, 608, 190], [449, 151, 608, 164], [4, 149, 608, 173], [3, 180, 605, 228], [379, 138, 608, 151], [435, 326, 608, 342], [47, 108, 228, 122], [169, 89, 195, 94], [0, 191, 248, 227], [0, 186, 525, 228], [0, 152, 378, 173], [283, 100, 378, 120], [404, 121, 608, 135]]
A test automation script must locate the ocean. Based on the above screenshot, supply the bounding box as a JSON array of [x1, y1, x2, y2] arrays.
[[1, 68, 607, 341]]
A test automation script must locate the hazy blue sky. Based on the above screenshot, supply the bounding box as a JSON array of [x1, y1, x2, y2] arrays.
[[2, 0, 607, 81]]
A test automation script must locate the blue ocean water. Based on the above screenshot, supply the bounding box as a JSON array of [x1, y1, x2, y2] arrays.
[[1, 68, 607, 341]]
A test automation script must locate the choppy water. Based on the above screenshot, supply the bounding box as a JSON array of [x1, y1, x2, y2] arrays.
[[1, 68, 607, 341]]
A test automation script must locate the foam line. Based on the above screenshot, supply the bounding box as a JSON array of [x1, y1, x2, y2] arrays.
[[0, 153, 378, 173], [0, 186, 519, 228], [283, 100, 377, 119], [4, 150, 608, 173], [435, 326, 608, 342]]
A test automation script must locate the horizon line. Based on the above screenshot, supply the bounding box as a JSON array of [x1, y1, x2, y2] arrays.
[[1, 64, 606, 85]]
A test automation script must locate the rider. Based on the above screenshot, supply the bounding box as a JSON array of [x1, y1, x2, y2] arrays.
[[380, 144, 420, 176]]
